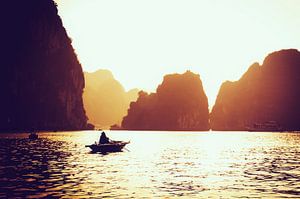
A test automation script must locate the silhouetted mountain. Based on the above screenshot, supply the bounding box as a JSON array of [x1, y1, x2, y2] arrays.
[[211, 49, 300, 131], [0, 0, 91, 131], [83, 70, 139, 128], [122, 71, 209, 131]]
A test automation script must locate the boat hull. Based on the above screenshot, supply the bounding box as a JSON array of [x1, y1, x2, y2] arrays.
[[85, 142, 129, 153], [29, 133, 38, 139]]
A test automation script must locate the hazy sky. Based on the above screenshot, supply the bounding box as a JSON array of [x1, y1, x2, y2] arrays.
[[55, 0, 300, 107]]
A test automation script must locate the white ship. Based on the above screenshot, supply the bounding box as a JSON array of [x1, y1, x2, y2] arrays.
[[246, 121, 283, 132]]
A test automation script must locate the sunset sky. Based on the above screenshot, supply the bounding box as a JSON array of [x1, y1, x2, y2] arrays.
[[55, 0, 300, 107]]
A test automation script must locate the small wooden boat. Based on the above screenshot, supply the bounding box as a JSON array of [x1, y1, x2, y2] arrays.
[[85, 141, 130, 153], [29, 132, 38, 139]]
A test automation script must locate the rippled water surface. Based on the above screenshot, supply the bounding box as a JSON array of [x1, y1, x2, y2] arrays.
[[0, 131, 300, 198]]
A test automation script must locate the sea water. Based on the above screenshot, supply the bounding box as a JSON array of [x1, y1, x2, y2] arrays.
[[0, 131, 299, 198]]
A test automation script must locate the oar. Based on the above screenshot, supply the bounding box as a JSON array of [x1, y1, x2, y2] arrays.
[[123, 140, 130, 152]]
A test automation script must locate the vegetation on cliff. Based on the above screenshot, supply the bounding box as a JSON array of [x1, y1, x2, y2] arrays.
[[122, 71, 209, 131], [211, 49, 300, 131], [0, 0, 90, 131]]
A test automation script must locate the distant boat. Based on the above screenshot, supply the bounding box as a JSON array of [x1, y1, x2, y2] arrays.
[[246, 121, 283, 132], [85, 141, 130, 153], [28, 132, 38, 139]]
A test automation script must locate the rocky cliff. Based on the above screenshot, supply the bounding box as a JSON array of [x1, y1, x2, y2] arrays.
[[210, 49, 300, 131], [0, 0, 90, 131], [83, 70, 139, 128], [122, 71, 210, 131]]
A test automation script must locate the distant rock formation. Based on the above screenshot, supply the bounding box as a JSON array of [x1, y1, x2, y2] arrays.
[[83, 70, 139, 128], [121, 71, 210, 131], [0, 0, 91, 131], [211, 49, 300, 131]]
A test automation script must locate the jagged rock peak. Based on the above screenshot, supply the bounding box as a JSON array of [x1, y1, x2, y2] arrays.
[[122, 70, 210, 131]]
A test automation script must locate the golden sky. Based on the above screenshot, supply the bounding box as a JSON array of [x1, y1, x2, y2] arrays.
[[55, 0, 300, 107]]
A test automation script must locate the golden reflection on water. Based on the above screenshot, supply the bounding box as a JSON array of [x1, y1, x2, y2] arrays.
[[0, 131, 300, 198]]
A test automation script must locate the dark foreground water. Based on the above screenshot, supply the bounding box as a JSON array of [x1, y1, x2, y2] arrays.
[[0, 131, 300, 198]]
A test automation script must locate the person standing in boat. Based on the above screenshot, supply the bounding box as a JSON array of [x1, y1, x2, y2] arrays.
[[99, 131, 110, 144]]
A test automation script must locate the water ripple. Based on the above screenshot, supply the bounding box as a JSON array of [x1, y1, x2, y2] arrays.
[[0, 131, 299, 198]]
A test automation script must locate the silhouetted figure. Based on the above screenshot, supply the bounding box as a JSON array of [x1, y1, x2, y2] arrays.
[[99, 132, 109, 144]]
